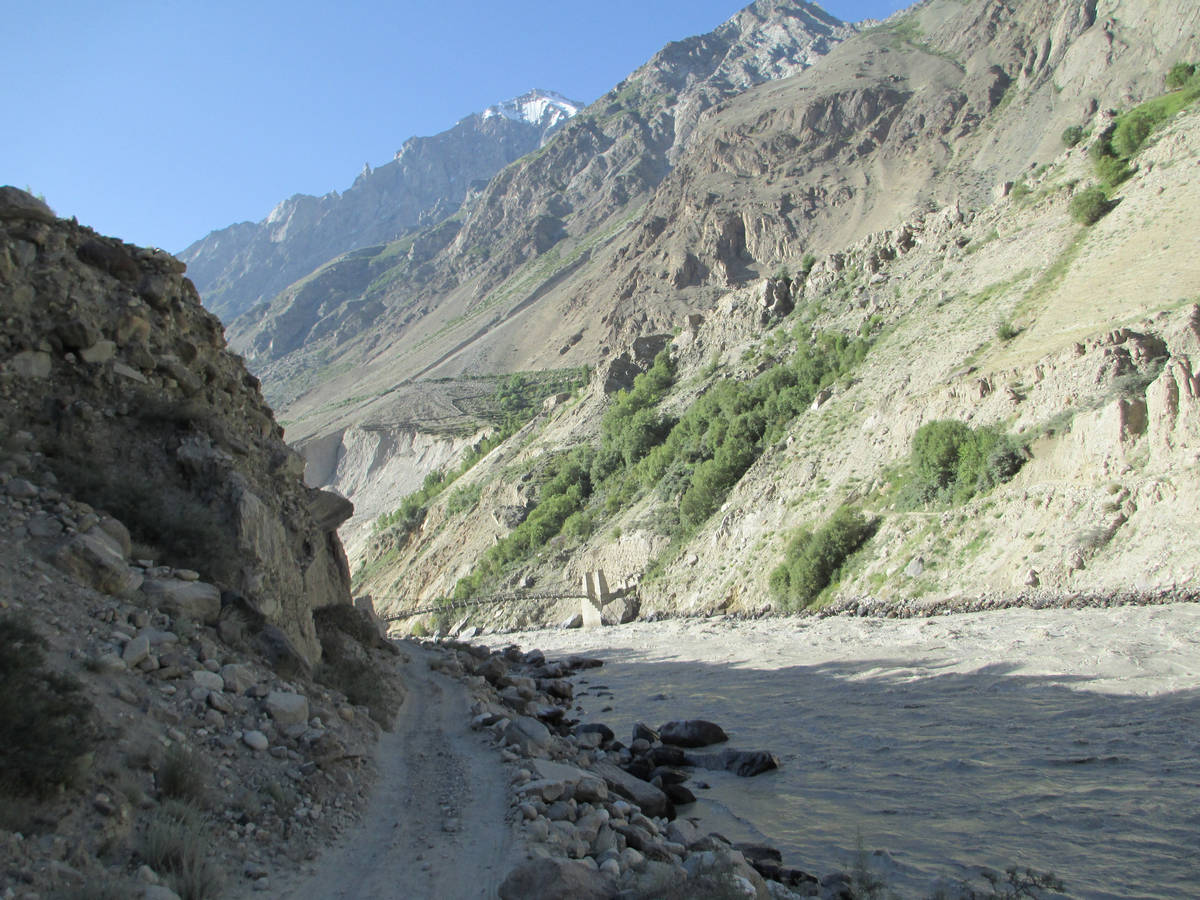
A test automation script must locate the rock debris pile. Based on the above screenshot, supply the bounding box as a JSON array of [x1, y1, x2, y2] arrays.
[[433, 639, 866, 899], [0, 470, 403, 899]]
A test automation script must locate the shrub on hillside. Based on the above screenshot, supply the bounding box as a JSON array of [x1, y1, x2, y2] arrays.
[[1166, 62, 1196, 90], [900, 420, 1025, 507], [638, 332, 872, 536], [1110, 108, 1157, 159], [594, 350, 677, 480], [1089, 73, 1200, 188], [0, 615, 98, 798], [1061, 125, 1084, 148], [1069, 186, 1113, 226], [158, 744, 211, 806], [769, 506, 876, 610], [1091, 152, 1131, 189], [445, 482, 482, 515]]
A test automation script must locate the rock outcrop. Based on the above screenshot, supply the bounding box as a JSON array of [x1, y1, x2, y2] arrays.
[[0, 186, 353, 663]]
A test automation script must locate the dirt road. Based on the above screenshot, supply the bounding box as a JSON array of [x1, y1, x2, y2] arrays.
[[272, 642, 519, 900]]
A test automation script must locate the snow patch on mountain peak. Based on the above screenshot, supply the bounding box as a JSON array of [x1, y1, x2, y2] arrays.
[[483, 89, 583, 128]]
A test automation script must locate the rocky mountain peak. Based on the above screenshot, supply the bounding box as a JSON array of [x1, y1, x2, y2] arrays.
[[482, 88, 583, 132], [180, 88, 583, 324]]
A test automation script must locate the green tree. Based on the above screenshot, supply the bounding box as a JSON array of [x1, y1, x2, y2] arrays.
[[1166, 62, 1196, 90], [902, 420, 1024, 507], [1110, 109, 1156, 159], [770, 507, 875, 610], [1069, 186, 1112, 226]]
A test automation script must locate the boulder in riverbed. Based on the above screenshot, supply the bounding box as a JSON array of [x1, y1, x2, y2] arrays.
[[498, 858, 615, 900], [659, 719, 728, 748], [593, 761, 675, 819], [687, 748, 780, 777]]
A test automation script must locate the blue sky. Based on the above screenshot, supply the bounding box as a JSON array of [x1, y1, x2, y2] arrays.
[[3, 1, 909, 253]]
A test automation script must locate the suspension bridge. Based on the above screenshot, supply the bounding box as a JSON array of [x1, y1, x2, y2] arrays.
[[377, 570, 623, 627]]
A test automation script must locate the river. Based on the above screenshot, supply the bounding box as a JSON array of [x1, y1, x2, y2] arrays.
[[506, 603, 1200, 898]]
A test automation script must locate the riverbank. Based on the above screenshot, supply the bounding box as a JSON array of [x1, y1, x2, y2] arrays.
[[505, 602, 1200, 898]]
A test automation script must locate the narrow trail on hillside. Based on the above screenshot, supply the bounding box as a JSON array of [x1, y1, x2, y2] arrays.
[[271, 642, 518, 900]]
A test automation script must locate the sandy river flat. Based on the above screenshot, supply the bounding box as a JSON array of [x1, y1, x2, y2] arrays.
[[506, 603, 1200, 898]]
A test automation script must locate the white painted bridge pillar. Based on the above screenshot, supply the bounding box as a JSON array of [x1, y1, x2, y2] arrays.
[[581, 570, 610, 628]]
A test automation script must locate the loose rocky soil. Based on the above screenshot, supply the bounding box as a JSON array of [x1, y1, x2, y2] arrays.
[[0, 470, 391, 900], [264, 641, 521, 900]]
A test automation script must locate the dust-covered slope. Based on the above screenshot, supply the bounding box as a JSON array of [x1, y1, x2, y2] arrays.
[[355, 77, 1200, 629], [237, 0, 1195, 450]]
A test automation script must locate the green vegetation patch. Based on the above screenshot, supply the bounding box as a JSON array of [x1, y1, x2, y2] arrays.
[[635, 333, 871, 534], [1069, 186, 1114, 226], [369, 367, 587, 546], [769, 506, 877, 611], [864, 12, 963, 69], [592, 350, 677, 480], [450, 331, 874, 598], [0, 615, 99, 798], [896, 420, 1025, 508], [1087, 62, 1200, 192], [453, 446, 595, 598]]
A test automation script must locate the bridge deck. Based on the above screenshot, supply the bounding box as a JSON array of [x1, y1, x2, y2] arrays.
[[380, 588, 589, 621]]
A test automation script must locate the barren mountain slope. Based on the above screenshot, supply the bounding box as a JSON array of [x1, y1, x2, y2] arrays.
[[355, 96, 1200, 627], [240, 0, 1195, 452], [227, 1, 855, 420], [211, 0, 1200, 628]]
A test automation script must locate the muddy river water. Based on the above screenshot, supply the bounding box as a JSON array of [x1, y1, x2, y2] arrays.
[[507, 604, 1200, 898]]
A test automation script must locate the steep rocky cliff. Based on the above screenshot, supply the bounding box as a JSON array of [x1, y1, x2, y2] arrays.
[[229, 0, 1196, 425], [0, 187, 354, 662], [356, 94, 1200, 627], [180, 89, 581, 324], [174, 0, 1200, 630]]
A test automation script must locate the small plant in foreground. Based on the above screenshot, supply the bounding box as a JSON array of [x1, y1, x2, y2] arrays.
[[0, 615, 98, 798], [157, 743, 210, 806], [139, 800, 223, 900]]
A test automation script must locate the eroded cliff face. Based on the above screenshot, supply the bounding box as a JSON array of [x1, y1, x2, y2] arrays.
[[298, 423, 490, 565], [230, 0, 1199, 443], [0, 188, 353, 662]]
